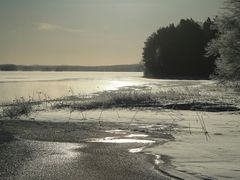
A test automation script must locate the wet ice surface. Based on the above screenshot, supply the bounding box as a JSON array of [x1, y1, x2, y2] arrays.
[[128, 147, 145, 153], [2, 108, 240, 179], [25, 109, 240, 179], [0, 72, 143, 103], [0, 139, 85, 180], [125, 134, 149, 138], [0, 137, 168, 180], [89, 129, 153, 144], [0, 71, 213, 103], [146, 111, 240, 180], [105, 129, 126, 134], [79, 110, 240, 180], [87, 129, 155, 153], [88, 137, 155, 144]]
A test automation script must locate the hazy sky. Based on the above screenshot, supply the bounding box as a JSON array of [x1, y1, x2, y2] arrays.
[[0, 0, 224, 66]]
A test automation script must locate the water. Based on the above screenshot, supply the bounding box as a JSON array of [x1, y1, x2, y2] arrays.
[[0, 71, 144, 103], [88, 129, 154, 144], [0, 71, 211, 104], [88, 137, 155, 144]]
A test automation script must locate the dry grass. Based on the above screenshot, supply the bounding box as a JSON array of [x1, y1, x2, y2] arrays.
[[53, 86, 240, 112], [1, 84, 239, 120], [1, 97, 33, 119]]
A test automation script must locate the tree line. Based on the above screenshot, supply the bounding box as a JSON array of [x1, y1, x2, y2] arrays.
[[142, 18, 217, 79], [142, 0, 240, 80], [0, 64, 142, 72]]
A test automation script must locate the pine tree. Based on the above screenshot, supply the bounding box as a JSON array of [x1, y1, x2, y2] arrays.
[[142, 18, 217, 79]]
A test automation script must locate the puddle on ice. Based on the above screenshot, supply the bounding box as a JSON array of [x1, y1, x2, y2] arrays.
[[137, 124, 169, 130], [128, 147, 145, 153], [154, 155, 164, 165], [88, 137, 155, 144], [89, 130, 155, 153], [105, 130, 127, 134], [125, 134, 149, 138], [101, 137, 115, 140], [105, 130, 149, 138]]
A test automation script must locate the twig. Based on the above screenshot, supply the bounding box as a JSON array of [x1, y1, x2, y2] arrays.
[[128, 110, 138, 129]]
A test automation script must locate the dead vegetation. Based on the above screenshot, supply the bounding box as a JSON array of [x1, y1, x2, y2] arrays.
[[53, 86, 240, 112], [0, 83, 239, 120]]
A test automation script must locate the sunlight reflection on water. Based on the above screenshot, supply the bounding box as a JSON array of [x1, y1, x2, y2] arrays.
[[0, 72, 143, 103], [128, 147, 145, 153], [110, 80, 138, 89], [0, 71, 211, 104], [88, 137, 155, 144]]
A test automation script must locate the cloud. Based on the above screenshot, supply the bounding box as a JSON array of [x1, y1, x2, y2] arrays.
[[36, 22, 82, 33]]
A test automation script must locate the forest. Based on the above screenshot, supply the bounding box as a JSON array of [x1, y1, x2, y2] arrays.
[[0, 64, 142, 72], [142, 18, 217, 79], [143, 0, 240, 81]]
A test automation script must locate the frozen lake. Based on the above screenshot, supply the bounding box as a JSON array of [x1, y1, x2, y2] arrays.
[[0, 71, 210, 104], [0, 72, 143, 103], [0, 71, 239, 179]]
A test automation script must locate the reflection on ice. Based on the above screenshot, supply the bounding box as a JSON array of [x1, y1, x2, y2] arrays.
[[88, 137, 155, 144], [0, 72, 143, 103], [110, 80, 138, 90], [154, 155, 163, 165], [138, 124, 168, 129], [105, 129, 127, 134], [128, 147, 145, 153], [125, 134, 149, 138]]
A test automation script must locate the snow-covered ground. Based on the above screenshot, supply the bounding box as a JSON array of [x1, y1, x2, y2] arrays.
[[23, 109, 240, 179]]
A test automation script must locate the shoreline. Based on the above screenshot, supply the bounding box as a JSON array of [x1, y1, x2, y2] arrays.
[[1, 109, 240, 179], [0, 116, 173, 180]]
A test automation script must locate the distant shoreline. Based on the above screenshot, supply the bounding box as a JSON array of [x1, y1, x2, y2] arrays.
[[0, 64, 143, 72]]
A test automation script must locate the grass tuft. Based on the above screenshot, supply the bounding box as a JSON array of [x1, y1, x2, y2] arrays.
[[1, 97, 33, 119], [53, 86, 240, 112], [1, 83, 240, 120]]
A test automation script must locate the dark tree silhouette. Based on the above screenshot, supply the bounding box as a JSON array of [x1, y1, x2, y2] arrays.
[[142, 18, 218, 79], [0, 64, 17, 71]]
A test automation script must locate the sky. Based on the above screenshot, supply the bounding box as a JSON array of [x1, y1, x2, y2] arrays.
[[0, 0, 224, 66]]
